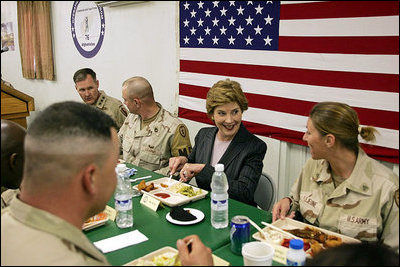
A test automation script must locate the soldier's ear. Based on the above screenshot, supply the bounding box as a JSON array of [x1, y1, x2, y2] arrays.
[[325, 133, 335, 148], [134, 98, 141, 108], [82, 164, 97, 195], [9, 153, 18, 169]]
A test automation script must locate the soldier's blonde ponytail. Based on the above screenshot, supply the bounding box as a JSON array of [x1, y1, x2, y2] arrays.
[[359, 126, 378, 143]]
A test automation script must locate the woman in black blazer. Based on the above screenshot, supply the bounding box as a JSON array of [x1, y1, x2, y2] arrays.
[[169, 79, 267, 206]]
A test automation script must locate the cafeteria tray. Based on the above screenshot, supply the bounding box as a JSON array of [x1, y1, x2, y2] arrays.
[[253, 218, 360, 260], [133, 177, 208, 207], [124, 246, 230, 266], [82, 212, 109, 231]]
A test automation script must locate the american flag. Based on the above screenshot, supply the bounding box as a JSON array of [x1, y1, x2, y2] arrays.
[[178, 1, 399, 164]]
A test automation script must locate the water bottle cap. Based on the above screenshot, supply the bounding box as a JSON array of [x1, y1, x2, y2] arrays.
[[116, 163, 127, 173], [289, 239, 304, 249], [215, 163, 224, 172]]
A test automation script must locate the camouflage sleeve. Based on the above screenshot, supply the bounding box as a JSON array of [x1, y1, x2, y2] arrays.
[[171, 124, 192, 158], [115, 105, 128, 130], [381, 188, 399, 251], [117, 120, 126, 158], [154, 166, 170, 176], [288, 168, 304, 214]]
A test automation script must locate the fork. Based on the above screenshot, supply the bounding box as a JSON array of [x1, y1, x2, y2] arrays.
[[173, 238, 193, 265], [167, 173, 173, 185], [246, 217, 267, 240], [129, 175, 152, 183]]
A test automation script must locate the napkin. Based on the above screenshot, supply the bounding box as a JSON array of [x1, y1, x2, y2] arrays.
[[125, 167, 137, 177], [93, 230, 148, 253]]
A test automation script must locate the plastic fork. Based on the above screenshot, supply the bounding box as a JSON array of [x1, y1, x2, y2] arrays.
[[129, 175, 152, 183]]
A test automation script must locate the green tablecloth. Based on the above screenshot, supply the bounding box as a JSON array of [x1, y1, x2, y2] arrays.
[[85, 164, 272, 266]]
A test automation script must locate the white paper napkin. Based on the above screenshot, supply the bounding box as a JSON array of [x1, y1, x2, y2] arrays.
[[93, 229, 148, 253]]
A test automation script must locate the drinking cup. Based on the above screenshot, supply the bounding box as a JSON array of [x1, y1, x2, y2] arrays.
[[242, 241, 274, 266]]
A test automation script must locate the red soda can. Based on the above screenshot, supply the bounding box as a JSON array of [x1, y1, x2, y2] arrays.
[[230, 215, 250, 254]]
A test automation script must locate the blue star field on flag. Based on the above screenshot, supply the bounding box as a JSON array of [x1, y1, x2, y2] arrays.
[[180, 1, 280, 50]]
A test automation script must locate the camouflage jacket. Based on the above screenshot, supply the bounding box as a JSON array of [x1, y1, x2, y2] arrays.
[[289, 149, 399, 251], [92, 90, 128, 130], [1, 195, 109, 265], [118, 103, 192, 176]]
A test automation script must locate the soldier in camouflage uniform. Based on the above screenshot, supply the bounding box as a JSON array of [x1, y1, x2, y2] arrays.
[[119, 76, 192, 176], [1, 102, 117, 265], [272, 102, 399, 251], [73, 68, 128, 130]]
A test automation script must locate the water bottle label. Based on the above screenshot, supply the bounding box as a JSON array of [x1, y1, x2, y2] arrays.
[[287, 259, 305, 266], [212, 199, 228, 210], [115, 199, 132, 211]]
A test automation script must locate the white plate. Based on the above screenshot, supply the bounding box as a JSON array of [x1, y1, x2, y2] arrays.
[[166, 208, 205, 225]]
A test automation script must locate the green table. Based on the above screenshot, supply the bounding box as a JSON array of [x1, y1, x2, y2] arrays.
[[85, 164, 272, 265]]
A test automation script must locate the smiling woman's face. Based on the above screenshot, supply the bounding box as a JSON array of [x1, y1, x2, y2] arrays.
[[303, 118, 328, 160], [213, 102, 242, 141]]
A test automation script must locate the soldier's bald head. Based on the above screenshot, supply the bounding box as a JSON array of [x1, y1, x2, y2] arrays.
[[1, 120, 26, 189], [122, 76, 154, 103]]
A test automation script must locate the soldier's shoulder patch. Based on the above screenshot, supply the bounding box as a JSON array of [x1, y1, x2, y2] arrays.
[[395, 189, 399, 208], [178, 125, 187, 137], [120, 105, 128, 117]]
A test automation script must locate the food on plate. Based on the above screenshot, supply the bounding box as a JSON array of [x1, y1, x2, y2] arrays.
[[308, 239, 324, 255], [83, 212, 108, 224], [283, 226, 343, 257], [281, 238, 311, 251], [137, 180, 158, 192], [286, 226, 327, 243], [82, 212, 108, 230], [285, 226, 343, 247], [324, 236, 343, 248], [263, 227, 284, 243], [154, 193, 171, 199], [170, 206, 197, 221], [137, 180, 146, 191], [153, 252, 181, 266], [168, 183, 184, 192], [160, 183, 169, 188], [144, 183, 157, 192], [169, 183, 202, 197], [135, 251, 181, 266]]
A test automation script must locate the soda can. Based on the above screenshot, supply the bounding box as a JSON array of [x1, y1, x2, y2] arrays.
[[230, 215, 250, 255]]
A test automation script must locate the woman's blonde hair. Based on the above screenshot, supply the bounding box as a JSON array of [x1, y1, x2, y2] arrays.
[[206, 79, 248, 119], [310, 102, 378, 153]]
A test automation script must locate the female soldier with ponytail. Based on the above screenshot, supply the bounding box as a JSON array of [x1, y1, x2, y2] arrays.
[[272, 102, 398, 252]]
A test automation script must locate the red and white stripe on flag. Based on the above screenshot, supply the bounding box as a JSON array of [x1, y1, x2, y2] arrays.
[[179, 1, 399, 163]]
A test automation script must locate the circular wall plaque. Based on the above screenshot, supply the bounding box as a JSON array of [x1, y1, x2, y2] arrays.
[[71, 1, 105, 58]]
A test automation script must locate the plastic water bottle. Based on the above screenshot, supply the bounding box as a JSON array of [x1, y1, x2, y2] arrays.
[[211, 163, 229, 229], [286, 239, 306, 266], [114, 164, 134, 228]]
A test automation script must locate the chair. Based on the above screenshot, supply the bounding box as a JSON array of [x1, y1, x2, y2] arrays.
[[254, 173, 276, 211]]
